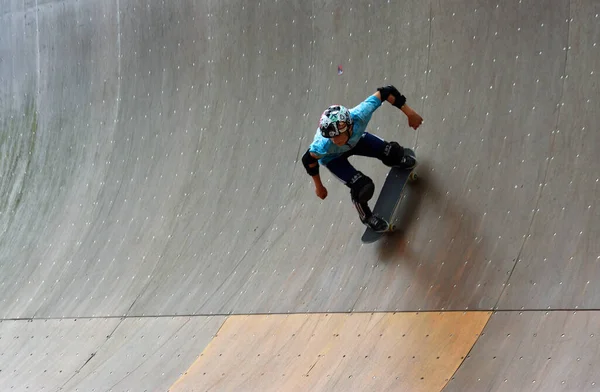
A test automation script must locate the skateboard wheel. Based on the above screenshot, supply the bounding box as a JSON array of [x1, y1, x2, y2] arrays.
[[389, 224, 396, 232], [409, 172, 418, 181]]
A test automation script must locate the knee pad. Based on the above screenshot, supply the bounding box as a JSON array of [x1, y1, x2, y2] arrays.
[[349, 172, 375, 203], [381, 141, 404, 167]]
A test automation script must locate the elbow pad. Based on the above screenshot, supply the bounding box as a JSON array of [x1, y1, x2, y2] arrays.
[[301, 149, 320, 176], [377, 85, 406, 109]]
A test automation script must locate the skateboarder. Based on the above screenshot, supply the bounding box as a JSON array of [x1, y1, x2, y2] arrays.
[[301, 85, 423, 232]]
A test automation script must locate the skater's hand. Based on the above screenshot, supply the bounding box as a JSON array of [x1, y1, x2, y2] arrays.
[[315, 185, 328, 200], [407, 112, 423, 130], [401, 104, 423, 130]]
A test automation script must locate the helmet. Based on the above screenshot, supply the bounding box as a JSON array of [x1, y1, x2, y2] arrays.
[[319, 105, 353, 138]]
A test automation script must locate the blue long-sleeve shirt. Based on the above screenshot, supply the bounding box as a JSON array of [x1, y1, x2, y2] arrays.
[[309, 95, 382, 165]]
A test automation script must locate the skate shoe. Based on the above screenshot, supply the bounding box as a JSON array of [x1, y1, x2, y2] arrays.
[[397, 149, 416, 170], [363, 215, 390, 233]]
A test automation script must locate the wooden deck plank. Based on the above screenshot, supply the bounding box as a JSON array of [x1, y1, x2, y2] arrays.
[[169, 312, 490, 392]]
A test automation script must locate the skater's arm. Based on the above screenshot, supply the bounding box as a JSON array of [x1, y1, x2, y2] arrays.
[[375, 85, 423, 130], [302, 150, 327, 197], [376, 91, 414, 114], [375, 85, 406, 109], [350, 85, 408, 127], [311, 173, 325, 188], [302, 149, 321, 178]]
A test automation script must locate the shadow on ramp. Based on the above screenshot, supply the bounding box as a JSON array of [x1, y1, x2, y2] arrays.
[[369, 159, 494, 309], [376, 162, 428, 263]]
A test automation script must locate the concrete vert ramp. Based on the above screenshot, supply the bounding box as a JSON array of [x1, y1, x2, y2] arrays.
[[0, 0, 599, 391]]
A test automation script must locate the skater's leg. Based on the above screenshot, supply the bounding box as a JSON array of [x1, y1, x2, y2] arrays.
[[325, 157, 374, 222], [350, 132, 389, 159], [353, 133, 416, 169], [325, 157, 389, 232]]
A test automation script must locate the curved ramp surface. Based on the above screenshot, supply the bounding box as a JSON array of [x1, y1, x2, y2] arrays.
[[0, 0, 599, 391], [445, 311, 600, 392]]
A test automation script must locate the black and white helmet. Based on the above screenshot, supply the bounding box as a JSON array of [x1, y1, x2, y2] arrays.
[[319, 105, 353, 138]]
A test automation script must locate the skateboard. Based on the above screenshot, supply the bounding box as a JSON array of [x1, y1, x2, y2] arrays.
[[360, 149, 418, 244]]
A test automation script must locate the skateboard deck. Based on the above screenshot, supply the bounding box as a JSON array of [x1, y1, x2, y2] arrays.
[[361, 150, 418, 244]]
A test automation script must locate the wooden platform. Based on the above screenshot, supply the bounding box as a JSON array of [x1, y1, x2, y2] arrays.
[[169, 312, 490, 392]]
